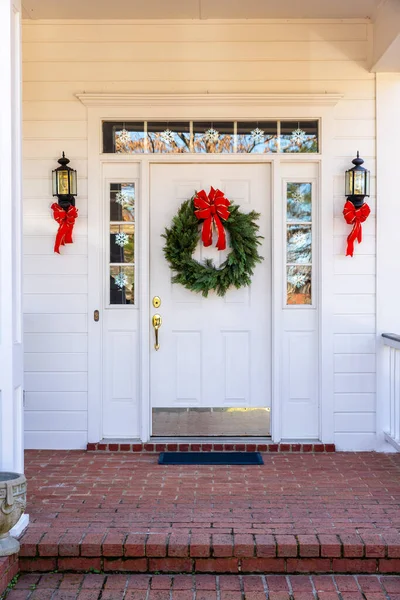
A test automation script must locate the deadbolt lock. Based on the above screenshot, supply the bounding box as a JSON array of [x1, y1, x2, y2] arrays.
[[94, 310, 100, 322], [152, 296, 161, 308]]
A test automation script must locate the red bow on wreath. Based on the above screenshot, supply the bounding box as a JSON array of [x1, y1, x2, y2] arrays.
[[51, 203, 78, 254], [194, 187, 230, 251], [343, 200, 370, 257]]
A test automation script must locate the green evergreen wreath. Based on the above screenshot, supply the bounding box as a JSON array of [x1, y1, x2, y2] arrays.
[[162, 195, 263, 297]]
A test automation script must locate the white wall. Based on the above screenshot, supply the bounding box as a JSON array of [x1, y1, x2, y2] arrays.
[[22, 19, 376, 450]]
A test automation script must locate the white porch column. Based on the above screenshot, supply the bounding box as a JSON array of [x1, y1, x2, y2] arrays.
[[0, 0, 24, 475], [376, 73, 400, 450]]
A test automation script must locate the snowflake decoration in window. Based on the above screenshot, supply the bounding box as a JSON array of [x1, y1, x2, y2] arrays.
[[115, 232, 129, 247], [250, 127, 265, 144], [115, 191, 130, 206], [160, 129, 175, 144], [291, 127, 307, 145], [291, 231, 308, 246], [113, 272, 128, 289], [291, 189, 304, 203], [204, 128, 219, 143], [288, 271, 308, 289], [117, 129, 131, 146]]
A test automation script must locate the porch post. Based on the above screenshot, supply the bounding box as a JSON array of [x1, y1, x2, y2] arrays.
[[376, 73, 400, 449], [0, 0, 24, 474]]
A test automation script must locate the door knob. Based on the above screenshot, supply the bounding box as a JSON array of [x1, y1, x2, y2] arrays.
[[152, 314, 162, 351]]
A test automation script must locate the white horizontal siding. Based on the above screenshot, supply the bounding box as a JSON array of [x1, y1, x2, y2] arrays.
[[24, 197, 88, 217], [24, 294, 87, 313], [334, 354, 376, 373], [23, 79, 377, 102], [335, 393, 375, 412], [25, 431, 87, 449], [22, 22, 370, 43], [25, 372, 87, 392], [24, 235, 87, 255], [22, 19, 376, 449], [25, 391, 88, 411], [25, 410, 88, 431], [333, 294, 375, 314], [334, 334, 376, 354], [24, 275, 88, 294], [24, 353, 88, 372], [334, 412, 376, 433], [24, 333, 88, 353], [24, 314, 87, 333]]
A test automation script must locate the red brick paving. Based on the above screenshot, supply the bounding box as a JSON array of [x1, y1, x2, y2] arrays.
[[6, 574, 400, 599], [0, 554, 19, 596], [19, 450, 400, 573]]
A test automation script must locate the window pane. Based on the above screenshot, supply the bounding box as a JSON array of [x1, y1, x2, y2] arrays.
[[102, 122, 146, 153], [193, 121, 234, 153], [280, 120, 319, 153], [236, 121, 278, 153], [110, 224, 134, 263], [110, 183, 135, 222], [287, 182, 312, 223], [287, 225, 312, 264], [147, 121, 190, 153], [287, 266, 312, 305], [110, 266, 134, 305]]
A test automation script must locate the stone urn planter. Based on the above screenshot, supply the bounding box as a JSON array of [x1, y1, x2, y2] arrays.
[[0, 472, 27, 556]]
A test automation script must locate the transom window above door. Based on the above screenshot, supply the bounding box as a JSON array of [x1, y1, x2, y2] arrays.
[[102, 120, 319, 154]]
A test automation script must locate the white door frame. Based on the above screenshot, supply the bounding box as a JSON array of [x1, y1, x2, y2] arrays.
[[79, 93, 341, 444]]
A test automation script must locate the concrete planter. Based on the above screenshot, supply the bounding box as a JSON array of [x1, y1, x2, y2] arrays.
[[0, 472, 27, 556]]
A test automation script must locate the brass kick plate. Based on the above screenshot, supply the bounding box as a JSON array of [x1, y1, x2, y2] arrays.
[[152, 296, 161, 308]]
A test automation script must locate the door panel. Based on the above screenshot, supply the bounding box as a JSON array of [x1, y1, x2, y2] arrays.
[[149, 163, 271, 427], [101, 163, 140, 438]]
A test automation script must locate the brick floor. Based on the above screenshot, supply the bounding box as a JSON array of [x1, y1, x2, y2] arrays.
[[6, 574, 400, 599], [19, 450, 400, 573]]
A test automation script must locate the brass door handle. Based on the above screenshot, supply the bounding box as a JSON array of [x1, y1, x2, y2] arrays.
[[152, 314, 162, 351]]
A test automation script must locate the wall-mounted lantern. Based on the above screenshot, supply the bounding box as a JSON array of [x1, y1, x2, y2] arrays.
[[52, 152, 77, 210], [345, 151, 370, 209], [51, 153, 78, 254], [343, 152, 371, 257]]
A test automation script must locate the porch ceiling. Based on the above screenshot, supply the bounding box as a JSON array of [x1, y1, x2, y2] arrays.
[[22, 0, 379, 20]]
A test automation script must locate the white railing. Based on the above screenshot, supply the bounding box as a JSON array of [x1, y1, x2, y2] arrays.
[[382, 333, 400, 451]]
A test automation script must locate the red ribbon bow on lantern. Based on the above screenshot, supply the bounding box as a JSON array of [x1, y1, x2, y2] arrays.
[[194, 187, 230, 251], [51, 203, 79, 254], [343, 200, 370, 257]]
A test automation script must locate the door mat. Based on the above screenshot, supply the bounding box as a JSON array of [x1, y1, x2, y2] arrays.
[[158, 451, 263, 465]]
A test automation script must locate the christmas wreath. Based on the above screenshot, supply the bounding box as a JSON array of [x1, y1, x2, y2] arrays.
[[162, 187, 263, 297]]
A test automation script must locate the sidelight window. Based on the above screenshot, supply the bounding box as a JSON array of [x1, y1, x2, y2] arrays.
[[109, 183, 135, 305]]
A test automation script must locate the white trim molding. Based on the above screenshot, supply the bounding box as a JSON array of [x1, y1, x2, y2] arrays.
[[84, 92, 338, 444], [77, 93, 344, 108]]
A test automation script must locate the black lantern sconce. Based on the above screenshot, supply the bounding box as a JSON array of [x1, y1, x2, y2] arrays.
[[345, 151, 370, 209], [52, 152, 77, 210]]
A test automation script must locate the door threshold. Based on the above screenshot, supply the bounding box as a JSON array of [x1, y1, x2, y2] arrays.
[[151, 436, 272, 443]]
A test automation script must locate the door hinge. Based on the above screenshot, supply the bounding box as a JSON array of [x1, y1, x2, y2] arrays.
[[23, 390, 26, 408]]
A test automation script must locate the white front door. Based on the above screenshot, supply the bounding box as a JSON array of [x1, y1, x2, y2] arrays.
[[149, 163, 271, 432]]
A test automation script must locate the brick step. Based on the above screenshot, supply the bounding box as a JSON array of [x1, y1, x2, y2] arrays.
[[10, 573, 400, 600], [19, 532, 400, 575], [0, 555, 18, 596], [86, 442, 336, 453]]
